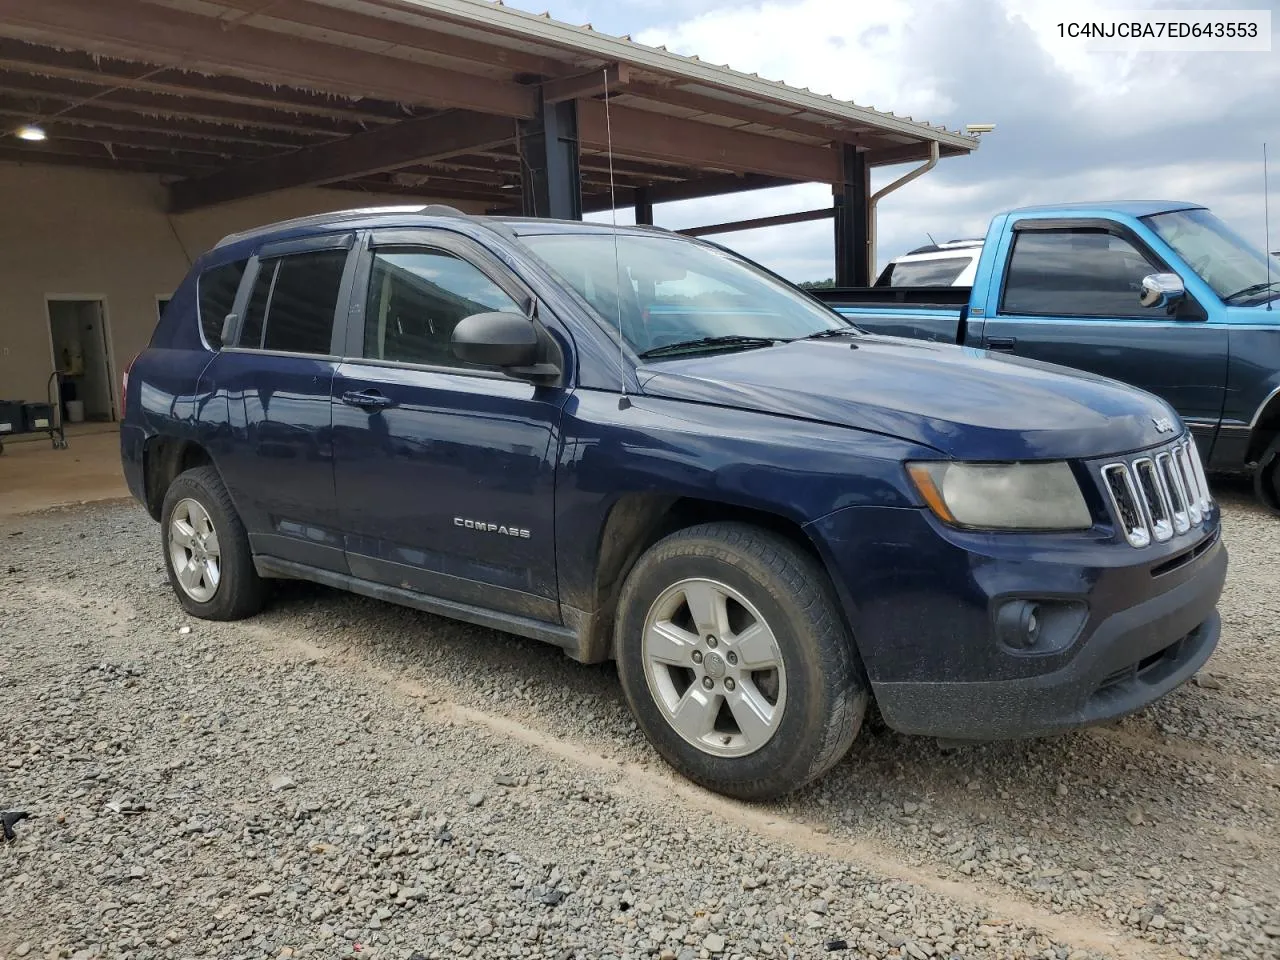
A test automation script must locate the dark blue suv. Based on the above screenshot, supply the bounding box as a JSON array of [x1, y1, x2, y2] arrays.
[[122, 205, 1227, 799]]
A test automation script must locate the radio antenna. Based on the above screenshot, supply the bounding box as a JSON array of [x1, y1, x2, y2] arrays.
[[603, 66, 630, 408], [1266, 142, 1273, 312]]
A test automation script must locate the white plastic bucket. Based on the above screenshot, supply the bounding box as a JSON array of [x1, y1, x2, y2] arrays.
[[65, 400, 85, 423]]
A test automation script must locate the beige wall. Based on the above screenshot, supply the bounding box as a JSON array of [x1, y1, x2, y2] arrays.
[[0, 163, 479, 407]]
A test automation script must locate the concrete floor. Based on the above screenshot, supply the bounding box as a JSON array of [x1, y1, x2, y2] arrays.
[[0, 424, 128, 517]]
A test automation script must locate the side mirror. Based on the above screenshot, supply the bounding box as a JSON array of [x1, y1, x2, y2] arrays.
[[451, 311, 539, 368], [1139, 273, 1185, 310]]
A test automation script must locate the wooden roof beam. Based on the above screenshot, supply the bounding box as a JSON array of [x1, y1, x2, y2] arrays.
[[35, 124, 280, 160], [543, 64, 629, 104], [0, 0, 539, 118], [0, 76, 373, 137], [679, 208, 833, 238], [620, 81, 849, 144], [581, 173, 794, 213], [0, 39, 404, 124], [867, 141, 967, 166], [170, 110, 517, 213], [210, 0, 563, 77], [578, 101, 836, 183], [0, 100, 319, 148], [0, 139, 215, 175]]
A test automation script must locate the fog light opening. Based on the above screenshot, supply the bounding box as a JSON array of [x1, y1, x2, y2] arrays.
[[997, 599, 1042, 650]]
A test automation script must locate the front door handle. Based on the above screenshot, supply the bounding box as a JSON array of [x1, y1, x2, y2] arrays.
[[986, 337, 1017, 352], [341, 389, 396, 410]]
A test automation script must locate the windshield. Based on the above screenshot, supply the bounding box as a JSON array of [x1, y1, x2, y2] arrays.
[[1143, 207, 1280, 304], [519, 232, 847, 356]]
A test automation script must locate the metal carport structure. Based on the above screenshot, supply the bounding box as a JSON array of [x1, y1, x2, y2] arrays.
[[0, 0, 979, 284]]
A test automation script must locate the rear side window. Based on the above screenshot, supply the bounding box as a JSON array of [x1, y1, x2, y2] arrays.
[[237, 250, 347, 354], [1001, 230, 1164, 317], [197, 260, 247, 348], [885, 257, 971, 287]]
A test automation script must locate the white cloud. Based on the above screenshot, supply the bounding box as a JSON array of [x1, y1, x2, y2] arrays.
[[591, 0, 1279, 280], [518, 0, 1278, 279]]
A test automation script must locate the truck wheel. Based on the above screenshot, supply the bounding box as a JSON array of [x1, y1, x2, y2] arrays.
[[1255, 437, 1280, 516], [615, 522, 867, 800], [160, 465, 266, 621]]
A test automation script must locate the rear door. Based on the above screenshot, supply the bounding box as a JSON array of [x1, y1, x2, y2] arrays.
[[978, 221, 1227, 445], [330, 228, 568, 621], [202, 234, 357, 572]]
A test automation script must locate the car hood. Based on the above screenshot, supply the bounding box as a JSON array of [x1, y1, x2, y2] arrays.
[[637, 336, 1179, 460]]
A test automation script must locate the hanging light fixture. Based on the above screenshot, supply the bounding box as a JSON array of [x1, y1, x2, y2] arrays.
[[16, 124, 47, 142]]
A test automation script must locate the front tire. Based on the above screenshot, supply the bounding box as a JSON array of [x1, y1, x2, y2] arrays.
[[1255, 438, 1280, 516], [160, 465, 266, 620], [615, 522, 867, 800]]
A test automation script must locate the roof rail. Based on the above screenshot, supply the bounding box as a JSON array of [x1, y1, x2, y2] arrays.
[[418, 204, 469, 219], [213, 205, 427, 249], [213, 204, 476, 250]]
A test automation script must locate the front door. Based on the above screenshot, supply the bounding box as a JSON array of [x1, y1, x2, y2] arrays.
[[331, 229, 568, 622], [979, 223, 1227, 450]]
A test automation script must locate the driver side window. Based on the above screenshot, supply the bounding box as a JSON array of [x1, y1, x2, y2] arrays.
[[1001, 229, 1166, 318], [363, 247, 520, 369]]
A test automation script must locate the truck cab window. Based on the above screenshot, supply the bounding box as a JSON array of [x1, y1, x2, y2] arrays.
[[362, 248, 520, 369], [1001, 230, 1164, 318], [237, 250, 347, 354]]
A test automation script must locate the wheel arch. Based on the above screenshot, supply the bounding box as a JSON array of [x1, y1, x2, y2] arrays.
[[566, 493, 845, 664], [142, 436, 216, 521], [1248, 387, 1280, 465]]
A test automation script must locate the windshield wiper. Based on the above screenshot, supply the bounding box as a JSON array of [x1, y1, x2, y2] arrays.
[[799, 326, 860, 340], [1223, 280, 1280, 303], [637, 335, 778, 359]]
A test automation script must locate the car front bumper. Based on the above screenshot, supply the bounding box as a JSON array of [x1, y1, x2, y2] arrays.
[[806, 505, 1227, 740]]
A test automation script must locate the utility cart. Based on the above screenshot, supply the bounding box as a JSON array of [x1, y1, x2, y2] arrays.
[[0, 372, 69, 455]]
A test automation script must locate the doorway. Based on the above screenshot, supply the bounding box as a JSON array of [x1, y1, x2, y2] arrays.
[[46, 298, 116, 422]]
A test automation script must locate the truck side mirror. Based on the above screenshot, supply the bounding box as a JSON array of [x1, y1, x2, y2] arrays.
[[1139, 273, 1185, 310]]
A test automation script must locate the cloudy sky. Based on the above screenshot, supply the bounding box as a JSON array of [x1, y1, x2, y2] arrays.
[[502, 0, 1279, 282]]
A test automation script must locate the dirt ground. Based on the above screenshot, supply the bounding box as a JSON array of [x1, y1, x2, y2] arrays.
[[0, 427, 127, 519], [0, 481, 1276, 960]]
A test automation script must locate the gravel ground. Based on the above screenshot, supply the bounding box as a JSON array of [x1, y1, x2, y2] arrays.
[[1, 483, 1277, 960]]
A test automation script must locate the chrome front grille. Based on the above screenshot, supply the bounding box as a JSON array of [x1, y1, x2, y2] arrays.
[[1101, 437, 1212, 548]]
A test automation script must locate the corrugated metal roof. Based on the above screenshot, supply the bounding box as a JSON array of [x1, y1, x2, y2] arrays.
[[339, 0, 979, 152]]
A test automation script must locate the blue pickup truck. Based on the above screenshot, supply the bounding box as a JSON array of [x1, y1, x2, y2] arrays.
[[813, 202, 1280, 510], [121, 206, 1226, 799]]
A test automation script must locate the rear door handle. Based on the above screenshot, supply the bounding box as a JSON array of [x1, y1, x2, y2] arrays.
[[986, 337, 1017, 352], [341, 389, 396, 410]]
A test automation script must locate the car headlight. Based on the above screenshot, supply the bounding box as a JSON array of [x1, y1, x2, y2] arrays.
[[906, 461, 1092, 531]]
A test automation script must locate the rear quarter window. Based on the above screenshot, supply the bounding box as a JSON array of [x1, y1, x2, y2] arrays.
[[197, 260, 248, 349], [887, 256, 972, 287]]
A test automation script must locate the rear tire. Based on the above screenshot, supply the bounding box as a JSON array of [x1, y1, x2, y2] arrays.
[[615, 522, 867, 800], [160, 464, 266, 620]]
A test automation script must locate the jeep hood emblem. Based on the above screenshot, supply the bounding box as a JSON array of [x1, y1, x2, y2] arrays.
[[1152, 416, 1174, 434]]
